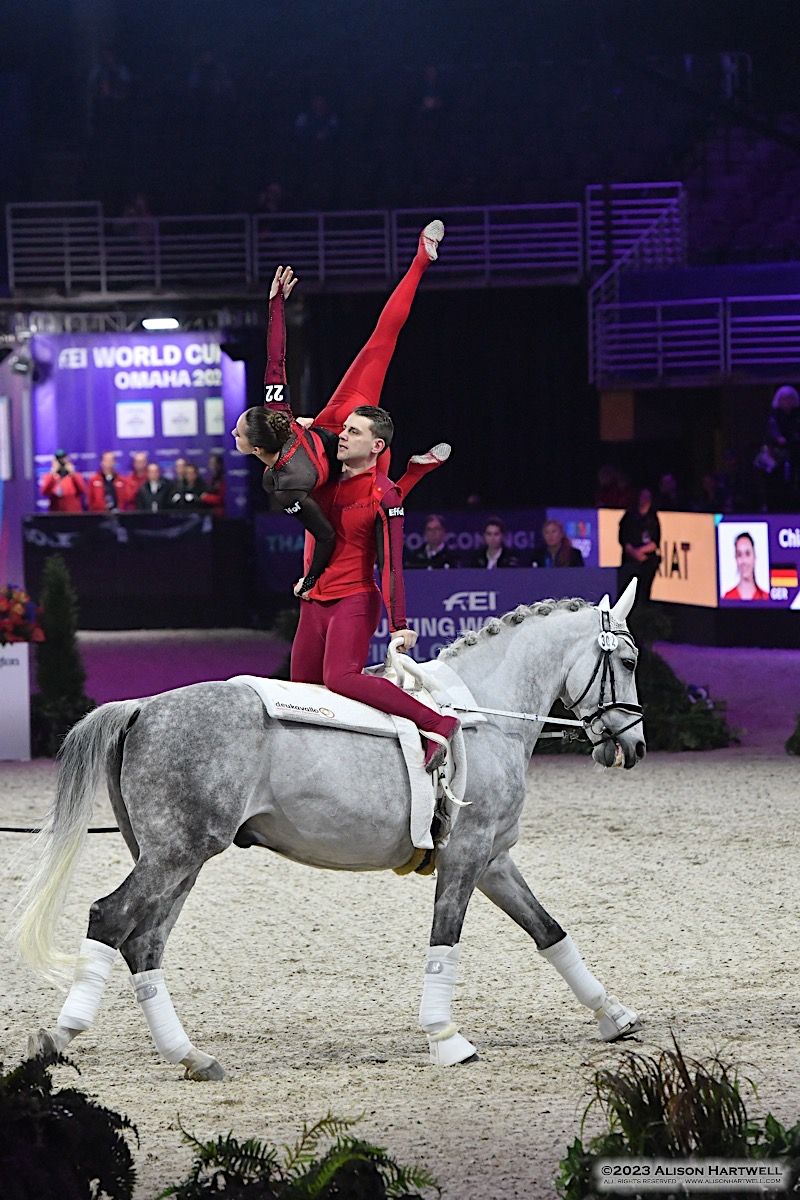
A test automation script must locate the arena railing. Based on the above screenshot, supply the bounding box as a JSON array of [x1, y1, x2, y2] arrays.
[[592, 293, 800, 384], [7, 191, 683, 297], [593, 298, 725, 382], [584, 182, 686, 274], [588, 187, 688, 383]]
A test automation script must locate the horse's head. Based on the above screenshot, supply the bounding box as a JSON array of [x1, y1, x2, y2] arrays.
[[561, 580, 646, 770]]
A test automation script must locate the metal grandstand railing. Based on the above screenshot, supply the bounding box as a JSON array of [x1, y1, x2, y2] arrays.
[[585, 182, 686, 273], [588, 185, 688, 383], [592, 293, 800, 384], [7, 189, 680, 297]]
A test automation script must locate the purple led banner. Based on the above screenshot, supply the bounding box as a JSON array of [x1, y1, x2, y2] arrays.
[[717, 514, 800, 609], [30, 333, 245, 514]]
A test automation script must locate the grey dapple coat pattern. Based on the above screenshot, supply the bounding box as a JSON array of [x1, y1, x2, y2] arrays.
[[16, 586, 645, 1078]]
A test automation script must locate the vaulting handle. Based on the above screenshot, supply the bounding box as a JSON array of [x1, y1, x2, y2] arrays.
[[386, 636, 407, 687]]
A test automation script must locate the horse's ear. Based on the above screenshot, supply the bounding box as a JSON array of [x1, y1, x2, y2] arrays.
[[598, 594, 611, 611], [611, 578, 637, 623]]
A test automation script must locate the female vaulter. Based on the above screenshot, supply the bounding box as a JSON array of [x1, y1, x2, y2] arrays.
[[231, 220, 450, 597]]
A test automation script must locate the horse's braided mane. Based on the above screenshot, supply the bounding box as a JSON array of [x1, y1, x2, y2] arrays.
[[439, 596, 592, 659]]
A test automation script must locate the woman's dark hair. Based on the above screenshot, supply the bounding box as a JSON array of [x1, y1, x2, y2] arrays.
[[243, 407, 293, 454], [734, 531, 755, 549]]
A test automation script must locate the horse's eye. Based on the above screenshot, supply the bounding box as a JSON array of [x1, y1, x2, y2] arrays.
[[622, 659, 636, 672]]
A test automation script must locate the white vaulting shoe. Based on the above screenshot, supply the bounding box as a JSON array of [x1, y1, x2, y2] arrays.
[[410, 443, 451, 466], [420, 219, 445, 261]]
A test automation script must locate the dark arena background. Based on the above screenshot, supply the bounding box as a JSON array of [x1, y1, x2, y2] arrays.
[[1, 4, 800, 1198]]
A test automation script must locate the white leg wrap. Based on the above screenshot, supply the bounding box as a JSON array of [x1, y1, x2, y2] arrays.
[[419, 944, 460, 1033], [418, 943, 477, 1066], [57, 938, 117, 1032], [539, 934, 606, 1011], [131, 968, 192, 1064]]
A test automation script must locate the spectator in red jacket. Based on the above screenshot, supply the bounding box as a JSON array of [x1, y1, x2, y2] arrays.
[[87, 451, 128, 512], [40, 452, 87, 512], [124, 450, 150, 509]]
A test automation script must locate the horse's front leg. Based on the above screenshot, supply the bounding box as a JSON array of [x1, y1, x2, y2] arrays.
[[477, 850, 642, 1042], [418, 832, 495, 1067]]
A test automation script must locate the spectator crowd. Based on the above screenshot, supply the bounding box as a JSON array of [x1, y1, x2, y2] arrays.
[[40, 450, 226, 515]]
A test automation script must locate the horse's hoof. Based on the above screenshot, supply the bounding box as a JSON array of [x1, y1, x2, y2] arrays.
[[597, 997, 643, 1042], [427, 1030, 478, 1067], [27, 1028, 61, 1059], [181, 1048, 225, 1081]]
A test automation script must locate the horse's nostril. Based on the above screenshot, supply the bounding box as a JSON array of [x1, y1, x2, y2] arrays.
[[635, 741, 646, 759]]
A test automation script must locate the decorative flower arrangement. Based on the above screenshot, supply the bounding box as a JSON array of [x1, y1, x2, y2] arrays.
[[0, 584, 45, 646]]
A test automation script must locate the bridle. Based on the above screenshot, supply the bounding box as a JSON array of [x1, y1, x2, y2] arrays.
[[385, 606, 645, 749], [565, 608, 644, 747]]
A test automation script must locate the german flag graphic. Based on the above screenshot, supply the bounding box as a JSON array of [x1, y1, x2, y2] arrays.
[[770, 563, 799, 589]]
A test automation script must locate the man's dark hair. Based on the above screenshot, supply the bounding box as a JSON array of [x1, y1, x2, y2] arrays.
[[352, 405, 394, 448], [483, 517, 505, 534]]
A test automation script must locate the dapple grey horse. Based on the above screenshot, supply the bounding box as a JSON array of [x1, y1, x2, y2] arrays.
[[16, 584, 645, 1079]]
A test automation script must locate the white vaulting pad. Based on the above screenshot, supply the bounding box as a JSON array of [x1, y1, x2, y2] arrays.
[[229, 676, 400, 736]]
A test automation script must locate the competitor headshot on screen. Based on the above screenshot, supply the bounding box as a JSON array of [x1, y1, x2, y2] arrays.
[[723, 531, 769, 601], [231, 220, 451, 598]]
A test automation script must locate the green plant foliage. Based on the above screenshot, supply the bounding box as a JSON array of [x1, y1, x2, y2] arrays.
[[159, 1113, 439, 1199], [785, 714, 800, 756], [31, 555, 95, 756], [0, 1052, 137, 1200], [634, 644, 736, 752], [556, 1036, 800, 1199]]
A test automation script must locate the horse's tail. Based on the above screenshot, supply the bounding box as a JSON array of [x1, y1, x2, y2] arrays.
[[13, 699, 141, 977]]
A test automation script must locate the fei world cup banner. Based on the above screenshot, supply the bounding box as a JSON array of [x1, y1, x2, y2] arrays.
[[717, 514, 800, 609], [30, 333, 246, 514]]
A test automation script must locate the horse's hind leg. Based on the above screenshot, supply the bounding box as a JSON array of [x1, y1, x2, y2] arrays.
[[28, 853, 216, 1070], [118, 870, 224, 1081], [477, 850, 642, 1042]]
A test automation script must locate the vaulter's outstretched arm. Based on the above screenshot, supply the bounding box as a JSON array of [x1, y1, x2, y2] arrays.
[[263, 265, 298, 416]]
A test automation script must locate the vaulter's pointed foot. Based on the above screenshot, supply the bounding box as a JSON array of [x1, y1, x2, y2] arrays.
[[419, 219, 445, 262], [409, 443, 451, 467], [423, 715, 459, 773]]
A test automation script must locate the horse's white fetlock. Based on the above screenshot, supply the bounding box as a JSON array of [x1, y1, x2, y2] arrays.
[[595, 995, 643, 1042], [426, 1023, 478, 1066]]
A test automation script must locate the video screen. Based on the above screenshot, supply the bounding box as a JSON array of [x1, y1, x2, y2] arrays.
[[717, 516, 800, 609]]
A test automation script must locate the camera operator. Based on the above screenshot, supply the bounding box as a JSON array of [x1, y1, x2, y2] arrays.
[[40, 450, 87, 513]]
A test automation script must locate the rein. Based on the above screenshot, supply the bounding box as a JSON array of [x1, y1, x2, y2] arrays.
[[390, 608, 644, 748]]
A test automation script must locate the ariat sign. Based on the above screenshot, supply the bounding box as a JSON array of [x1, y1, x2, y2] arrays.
[[442, 591, 498, 613], [597, 510, 719, 608]]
